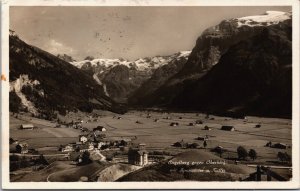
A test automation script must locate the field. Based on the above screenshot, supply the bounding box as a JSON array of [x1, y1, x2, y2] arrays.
[[58, 110, 291, 163], [9, 110, 292, 181]]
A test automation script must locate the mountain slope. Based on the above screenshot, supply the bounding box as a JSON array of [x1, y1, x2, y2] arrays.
[[129, 11, 292, 118], [173, 24, 292, 118], [128, 52, 190, 105], [71, 51, 190, 102], [9, 34, 126, 117]]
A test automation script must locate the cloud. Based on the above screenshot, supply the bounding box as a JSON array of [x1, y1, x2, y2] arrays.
[[44, 39, 76, 56]]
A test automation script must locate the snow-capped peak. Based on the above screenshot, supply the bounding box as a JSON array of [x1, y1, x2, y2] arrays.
[[236, 11, 291, 28], [71, 51, 191, 71]]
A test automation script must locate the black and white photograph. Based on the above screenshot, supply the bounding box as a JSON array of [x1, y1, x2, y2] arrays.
[[1, 0, 300, 189]]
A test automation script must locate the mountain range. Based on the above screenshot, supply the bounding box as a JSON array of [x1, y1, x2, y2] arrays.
[[129, 11, 292, 118], [9, 11, 292, 118], [70, 51, 190, 102]]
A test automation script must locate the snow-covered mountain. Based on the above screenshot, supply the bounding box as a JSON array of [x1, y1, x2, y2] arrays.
[[129, 11, 292, 118], [70, 51, 191, 102], [71, 51, 191, 72], [235, 11, 291, 28]]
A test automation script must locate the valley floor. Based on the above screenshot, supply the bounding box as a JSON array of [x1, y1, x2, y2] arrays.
[[9, 110, 292, 182]]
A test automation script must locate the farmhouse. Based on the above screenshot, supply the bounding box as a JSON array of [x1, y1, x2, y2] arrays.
[[173, 140, 189, 148], [204, 126, 212, 130], [255, 124, 261, 128], [188, 122, 195, 126], [197, 136, 207, 141], [16, 143, 28, 154], [20, 124, 34, 130], [94, 126, 107, 132], [62, 144, 74, 152], [79, 135, 88, 143], [170, 122, 179, 127], [97, 141, 110, 149], [273, 143, 288, 149], [128, 143, 148, 166], [81, 127, 89, 132], [78, 143, 94, 152], [136, 120, 143, 124], [221, 125, 235, 131], [195, 120, 203, 124]]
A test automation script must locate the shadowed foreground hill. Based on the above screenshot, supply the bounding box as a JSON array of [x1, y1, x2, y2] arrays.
[[9, 34, 126, 116]]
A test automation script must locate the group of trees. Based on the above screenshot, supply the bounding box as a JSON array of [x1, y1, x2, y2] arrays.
[[237, 146, 257, 161], [277, 152, 291, 162], [10, 154, 49, 172]]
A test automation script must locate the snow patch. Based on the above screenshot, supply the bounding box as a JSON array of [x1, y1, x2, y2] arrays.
[[236, 11, 291, 28]]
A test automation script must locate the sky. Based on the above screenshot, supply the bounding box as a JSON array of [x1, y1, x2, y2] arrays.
[[10, 6, 291, 61]]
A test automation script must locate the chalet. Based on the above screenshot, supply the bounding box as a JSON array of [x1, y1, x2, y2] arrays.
[[16, 143, 28, 154], [195, 120, 203, 124], [62, 144, 74, 152], [255, 124, 261, 128], [97, 141, 110, 149], [154, 119, 159, 122], [170, 122, 179, 127], [20, 124, 34, 130], [81, 127, 89, 132], [9, 29, 15, 36], [188, 122, 195, 126], [204, 126, 212, 130], [272, 143, 288, 149], [197, 135, 209, 141], [188, 142, 200, 149], [10, 138, 17, 144], [221, 125, 235, 131], [79, 135, 88, 143], [93, 126, 106, 132], [128, 143, 148, 166], [78, 143, 94, 152], [120, 138, 131, 146], [173, 140, 188, 148]]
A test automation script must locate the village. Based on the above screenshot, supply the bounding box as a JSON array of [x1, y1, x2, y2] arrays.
[[9, 110, 292, 181]]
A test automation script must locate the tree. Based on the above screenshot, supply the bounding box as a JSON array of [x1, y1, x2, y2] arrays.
[[80, 151, 91, 165], [248, 149, 257, 160], [75, 146, 80, 152], [37, 154, 49, 165], [214, 147, 225, 158], [237, 146, 248, 160], [277, 152, 291, 162], [203, 140, 207, 148]]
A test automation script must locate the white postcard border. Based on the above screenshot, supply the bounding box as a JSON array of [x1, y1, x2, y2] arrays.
[[1, 0, 299, 189]]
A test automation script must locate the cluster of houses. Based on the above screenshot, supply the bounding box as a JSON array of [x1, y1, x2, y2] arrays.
[[59, 125, 150, 166], [9, 138, 29, 154], [60, 125, 127, 153]]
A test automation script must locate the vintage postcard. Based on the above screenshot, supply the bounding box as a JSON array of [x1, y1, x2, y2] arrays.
[[1, 0, 299, 189]]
